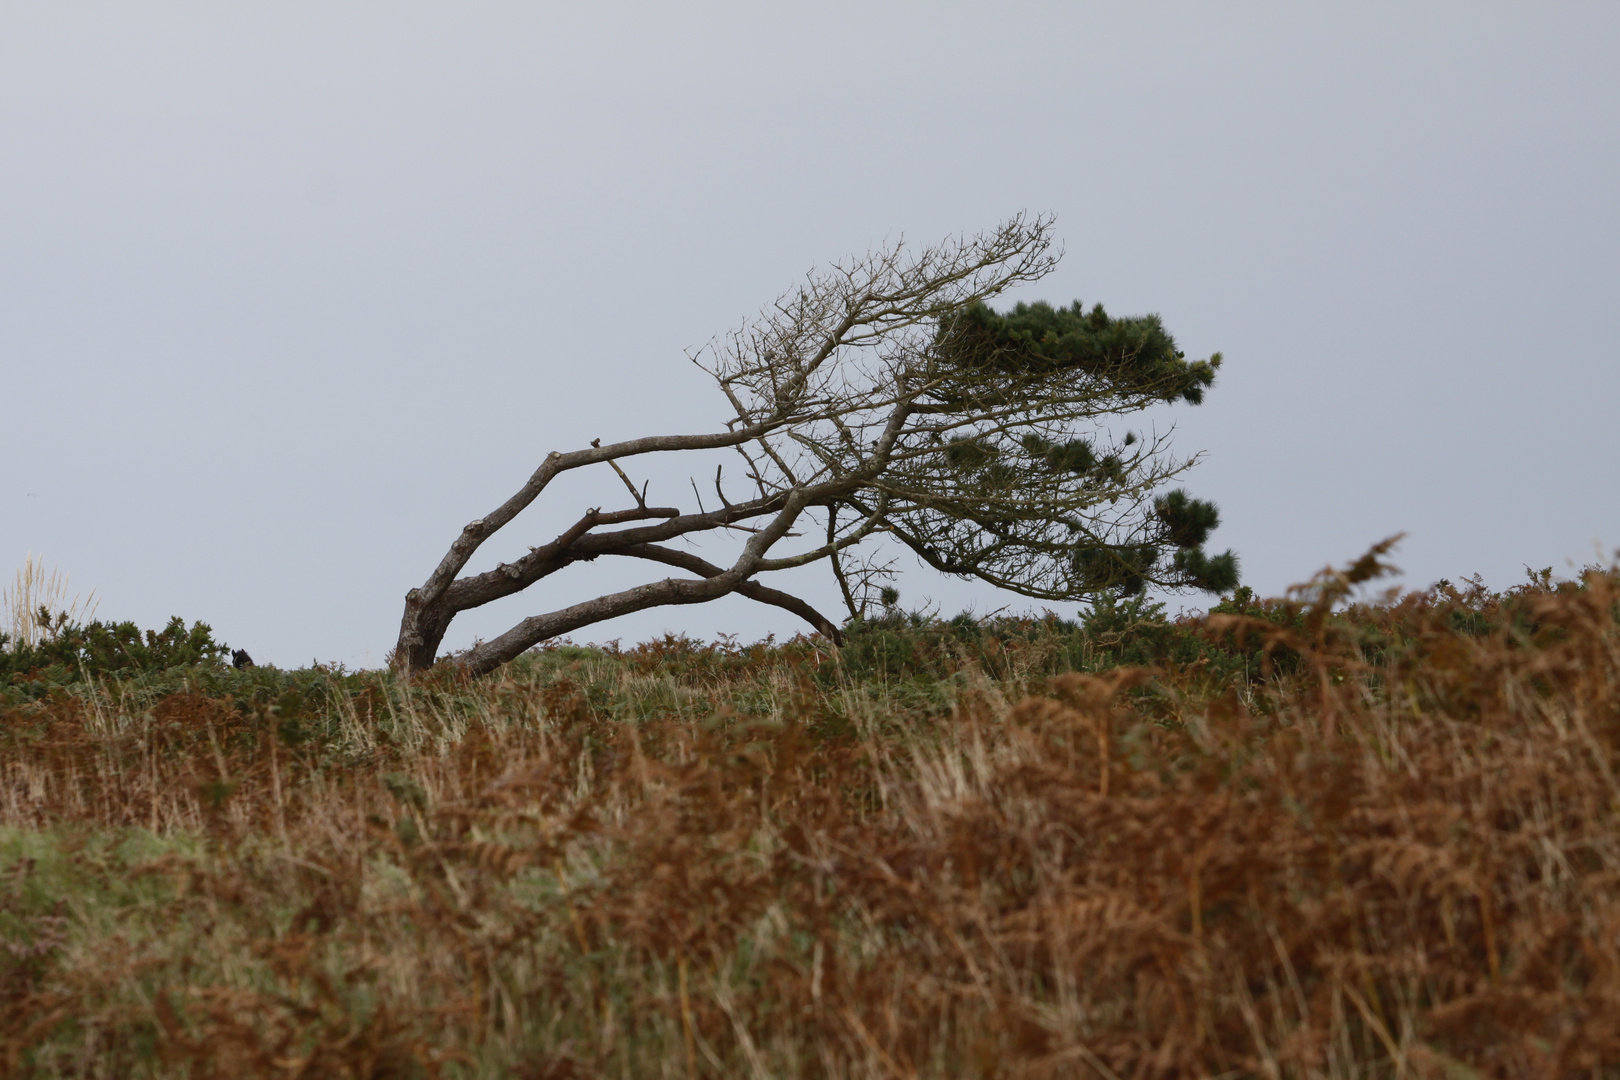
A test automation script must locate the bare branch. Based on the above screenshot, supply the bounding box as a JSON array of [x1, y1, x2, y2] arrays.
[[594, 438, 650, 509], [442, 504, 680, 613], [828, 509, 859, 621], [753, 492, 890, 572], [610, 543, 842, 643]]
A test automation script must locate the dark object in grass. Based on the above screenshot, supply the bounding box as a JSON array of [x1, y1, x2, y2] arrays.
[[231, 649, 254, 670]]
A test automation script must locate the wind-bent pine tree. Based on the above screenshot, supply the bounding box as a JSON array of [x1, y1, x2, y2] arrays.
[[394, 213, 1238, 676]]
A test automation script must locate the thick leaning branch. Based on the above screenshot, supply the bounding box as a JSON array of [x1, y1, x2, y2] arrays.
[[413, 426, 785, 601], [400, 484, 836, 671], [611, 544, 843, 643], [441, 506, 680, 609], [396, 503, 679, 671], [395, 427, 794, 670], [454, 489, 815, 674]]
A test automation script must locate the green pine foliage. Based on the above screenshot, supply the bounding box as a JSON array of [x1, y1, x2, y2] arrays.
[[903, 298, 1239, 600], [935, 299, 1220, 405]]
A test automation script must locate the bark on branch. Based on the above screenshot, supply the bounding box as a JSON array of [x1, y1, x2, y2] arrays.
[[612, 544, 844, 643]]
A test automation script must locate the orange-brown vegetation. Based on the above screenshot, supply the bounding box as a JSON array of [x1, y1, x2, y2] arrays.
[[3, 552, 1620, 1078]]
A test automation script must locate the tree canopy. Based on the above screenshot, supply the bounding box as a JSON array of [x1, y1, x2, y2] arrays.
[[394, 214, 1237, 675]]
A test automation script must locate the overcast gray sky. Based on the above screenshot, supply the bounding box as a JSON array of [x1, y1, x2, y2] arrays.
[[4, 3, 1617, 667]]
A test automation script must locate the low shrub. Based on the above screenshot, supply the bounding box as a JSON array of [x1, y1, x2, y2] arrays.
[[1, 616, 232, 700]]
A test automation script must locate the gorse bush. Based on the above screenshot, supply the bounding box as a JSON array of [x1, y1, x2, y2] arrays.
[[1, 615, 233, 700], [3, 554, 1620, 1077]]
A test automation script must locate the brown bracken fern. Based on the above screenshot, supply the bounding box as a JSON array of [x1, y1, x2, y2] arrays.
[[3, 549, 1620, 1077]]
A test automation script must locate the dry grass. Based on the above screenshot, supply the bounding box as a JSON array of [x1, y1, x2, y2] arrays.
[[3, 558, 1620, 1078], [2, 555, 98, 652]]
